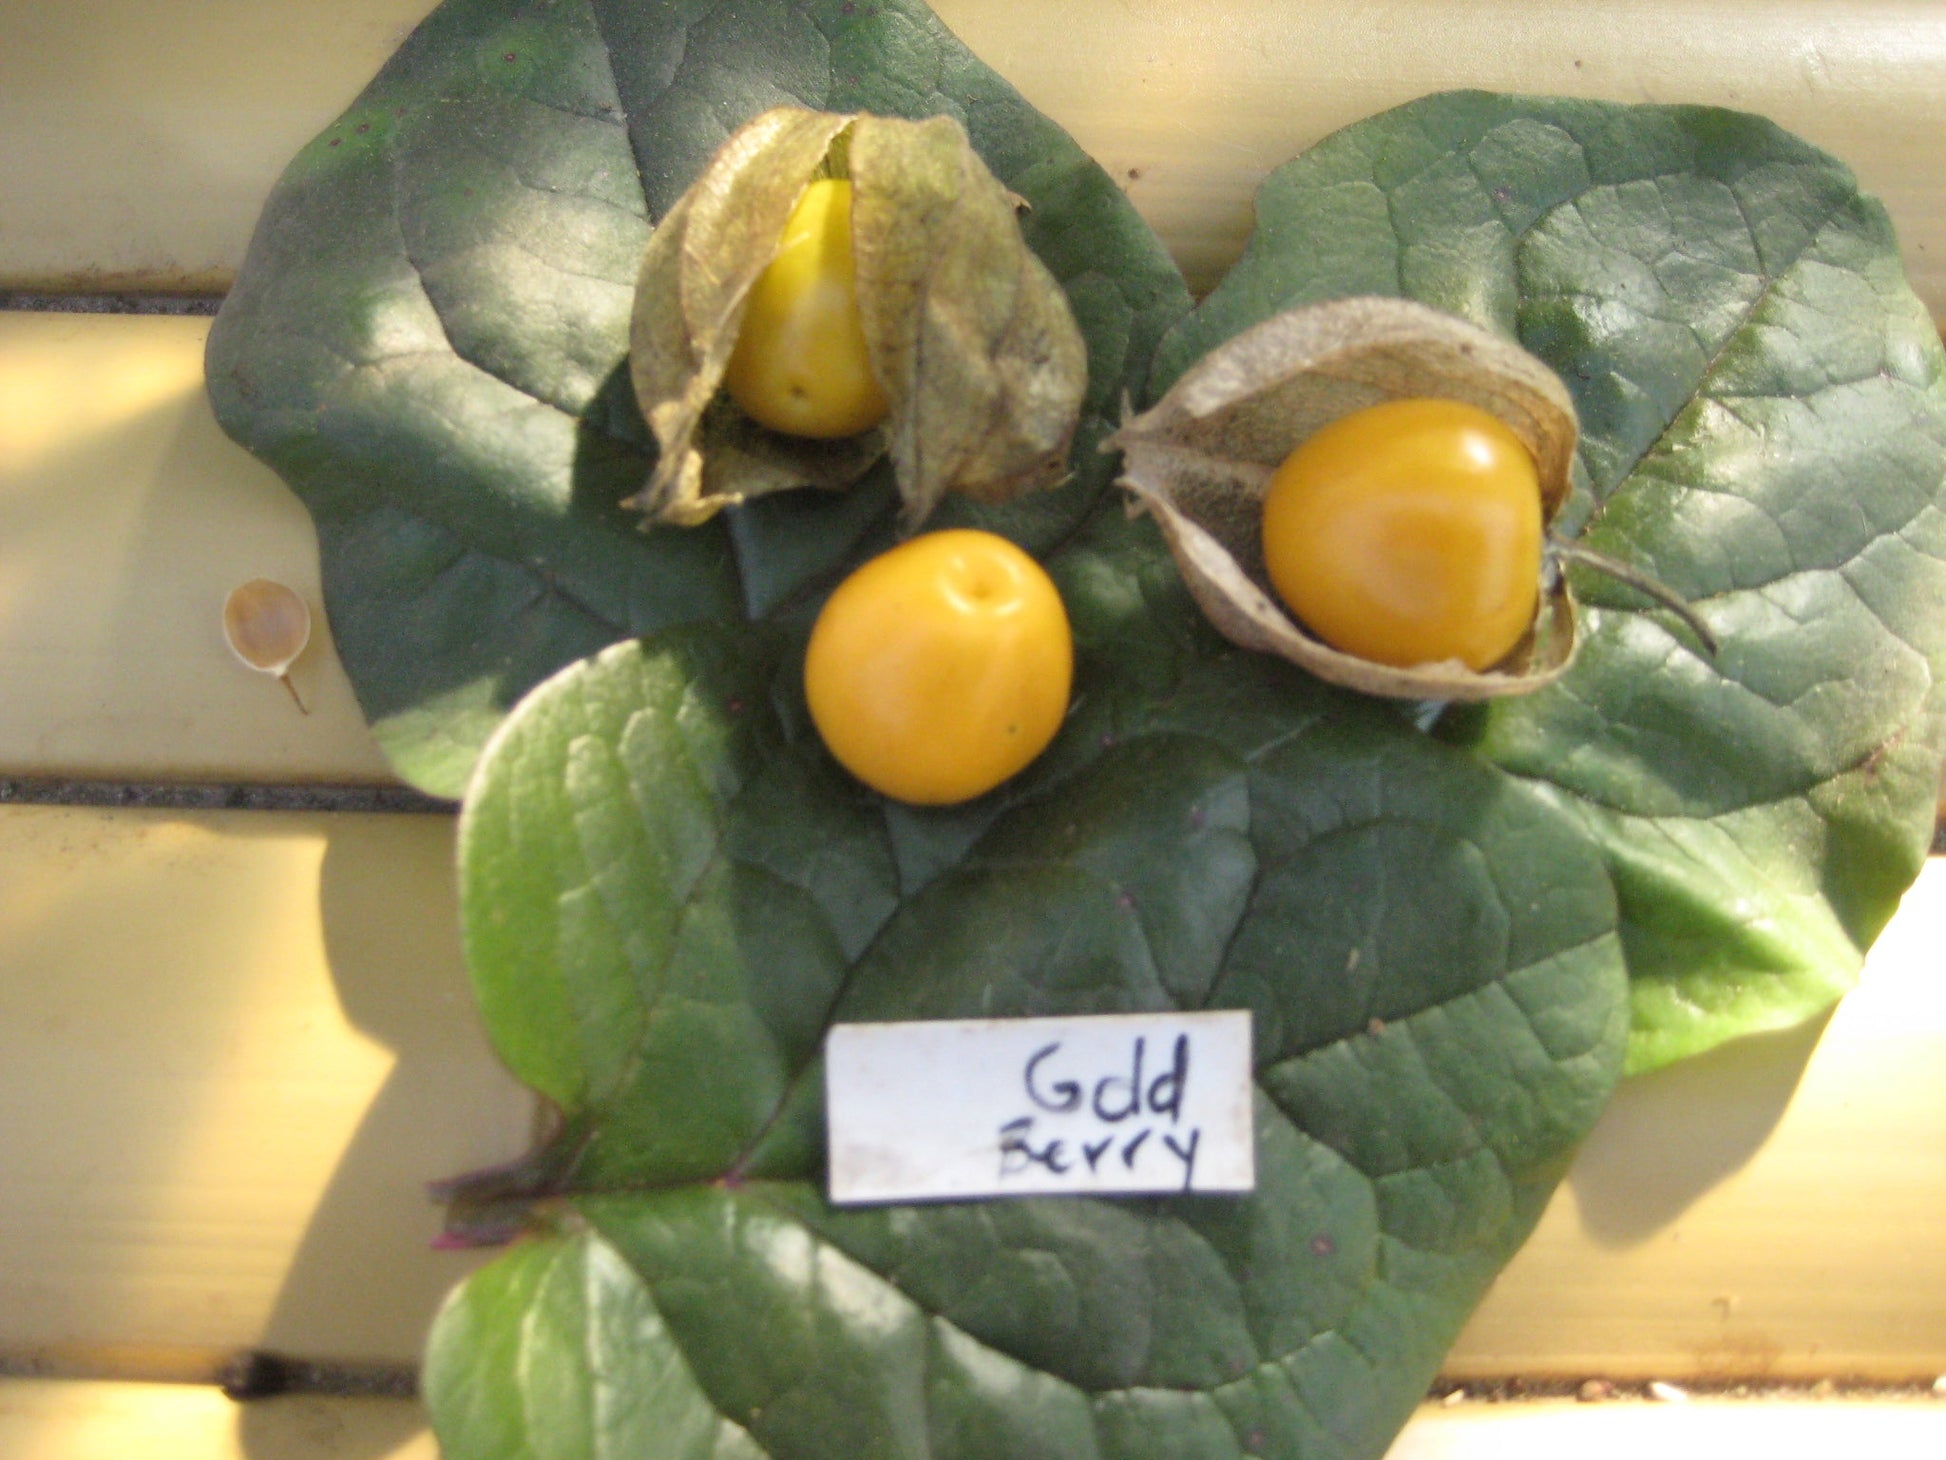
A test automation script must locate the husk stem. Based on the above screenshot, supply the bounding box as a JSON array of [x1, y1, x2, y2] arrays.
[[1550, 539, 1719, 657]]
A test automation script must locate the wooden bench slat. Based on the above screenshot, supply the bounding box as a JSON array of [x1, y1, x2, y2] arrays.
[[945, 0, 1946, 309], [0, 1382, 435, 1460], [1, 797, 1940, 1377], [1449, 858, 1946, 1381], [0, 804, 530, 1368], [9, 0, 1946, 1443], [1390, 1398, 1946, 1458], [0, 0, 432, 295], [5, 1, 1946, 312], [0, 1384, 1939, 1460], [0, 313, 395, 785]]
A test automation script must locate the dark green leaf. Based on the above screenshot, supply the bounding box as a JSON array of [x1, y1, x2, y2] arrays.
[[213, 11, 1943, 1452], [205, 0, 1190, 796], [429, 624, 1628, 1460], [1150, 91, 1946, 1070]]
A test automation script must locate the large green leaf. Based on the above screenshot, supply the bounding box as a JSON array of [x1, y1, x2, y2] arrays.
[[204, 0, 1189, 797], [1151, 92, 1946, 1070], [425, 622, 1628, 1460], [205, 2, 1946, 1448]]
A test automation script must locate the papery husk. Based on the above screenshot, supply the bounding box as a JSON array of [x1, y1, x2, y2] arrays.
[[1110, 296, 1582, 700], [848, 114, 1085, 526], [626, 109, 855, 527], [625, 107, 1086, 529]]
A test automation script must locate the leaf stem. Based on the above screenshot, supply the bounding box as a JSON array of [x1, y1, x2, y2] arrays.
[[1550, 540, 1719, 657]]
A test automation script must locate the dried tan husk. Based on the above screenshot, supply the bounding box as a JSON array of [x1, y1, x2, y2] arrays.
[[625, 107, 1085, 529], [1109, 296, 1581, 700], [626, 109, 855, 527], [848, 114, 1085, 526]]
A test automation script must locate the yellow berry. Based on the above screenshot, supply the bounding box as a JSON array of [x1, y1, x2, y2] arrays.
[[804, 530, 1072, 805], [1260, 398, 1543, 672], [724, 178, 890, 439]]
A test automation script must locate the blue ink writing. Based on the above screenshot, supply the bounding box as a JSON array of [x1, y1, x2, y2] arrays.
[[1000, 1033, 1201, 1191]]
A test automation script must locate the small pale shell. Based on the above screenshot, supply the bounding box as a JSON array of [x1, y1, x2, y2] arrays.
[[1110, 296, 1581, 700], [223, 578, 312, 712]]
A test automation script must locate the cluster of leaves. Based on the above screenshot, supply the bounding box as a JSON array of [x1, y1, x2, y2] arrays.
[[204, 1, 1946, 1456]]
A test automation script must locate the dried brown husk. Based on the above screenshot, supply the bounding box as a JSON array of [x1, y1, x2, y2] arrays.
[[625, 107, 1086, 529], [1110, 296, 1581, 700]]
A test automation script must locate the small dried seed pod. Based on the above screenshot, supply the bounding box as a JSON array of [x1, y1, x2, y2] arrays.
[[1109, 296, 1581, 699], [627, 107, 1087, 530], [223, 578, 312, 712]]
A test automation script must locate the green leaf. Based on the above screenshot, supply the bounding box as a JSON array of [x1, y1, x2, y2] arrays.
[[210, 11, 1943, 1449], [205, 0, 1190, 797], [1149, 91, 1946, 1071], [428, 624, 1628, 1460]]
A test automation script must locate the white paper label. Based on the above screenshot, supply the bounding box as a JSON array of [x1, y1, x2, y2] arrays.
[[825, 1010, 1254, 1205]]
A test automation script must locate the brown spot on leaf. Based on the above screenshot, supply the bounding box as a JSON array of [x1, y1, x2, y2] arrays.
[[1858, 730, 1904, 778]]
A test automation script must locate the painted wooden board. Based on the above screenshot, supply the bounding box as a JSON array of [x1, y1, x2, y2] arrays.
[[5, 0, 1946, 311], [1388, 1398, 1946, 1459], [5, 4, 1946, 1450], [0, 794, 1940, 1378], [0, 804, 532, 1370], [1, 1383, 1940, 1460], [0, 0, 432, 296], [0, 1382, 435, 1460], [0, 312, 395, 785], [1448, 856, 1946, 1381]]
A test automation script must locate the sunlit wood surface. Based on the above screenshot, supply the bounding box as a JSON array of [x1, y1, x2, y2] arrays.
[[0, 1382, 435, 1460], [5, 1, 1946, 310], [0, 804, 531, 1369], [5, 0, 1946, 1453], [1449, 858, 1946, 1381], [0, 313, 393, 784], [0, 746, 1938, 1381], [0, 1383, 1939, 1460], [1390, 1397, 1946, 1458]]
